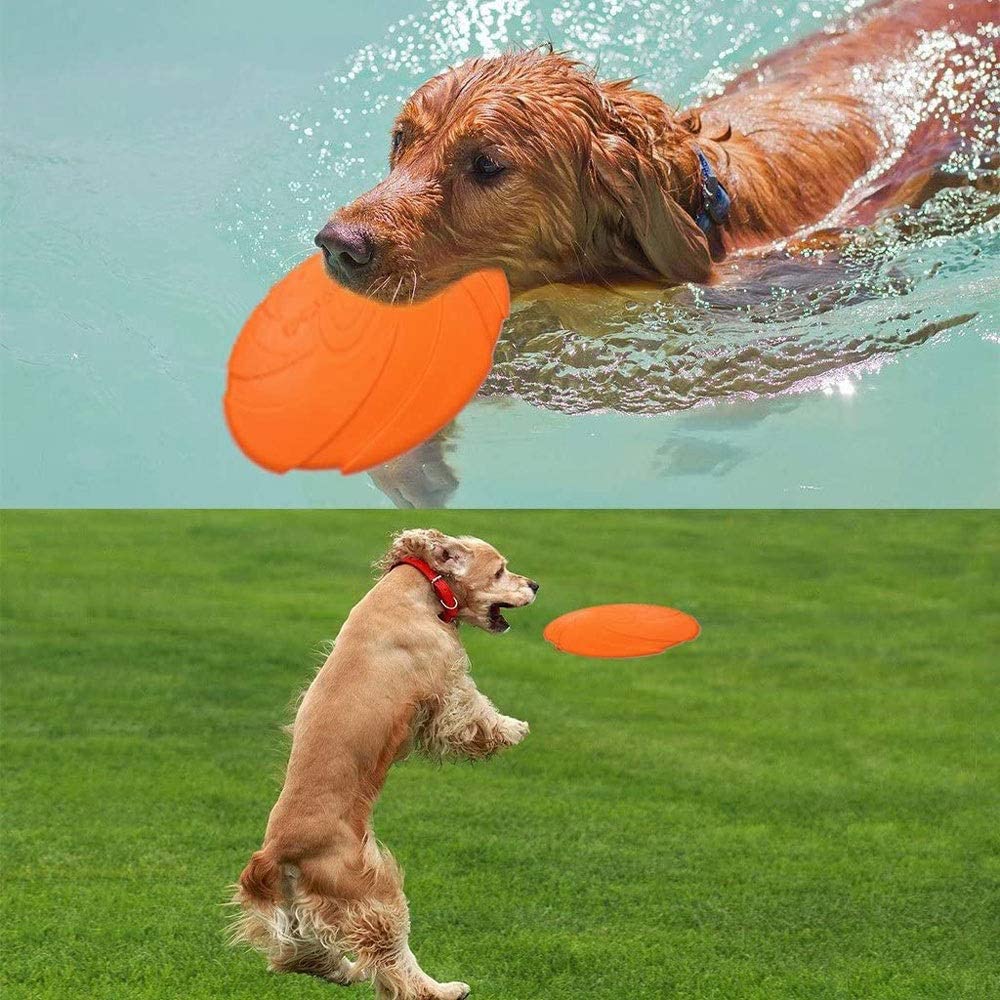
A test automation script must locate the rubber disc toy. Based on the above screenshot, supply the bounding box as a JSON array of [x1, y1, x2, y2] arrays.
[[543, 604, 700, 659], [224, 254, 509, 474]]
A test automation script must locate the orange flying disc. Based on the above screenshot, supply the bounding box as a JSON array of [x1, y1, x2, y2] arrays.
[[543, 604, 700, 658], [224, 254, 509, 474]]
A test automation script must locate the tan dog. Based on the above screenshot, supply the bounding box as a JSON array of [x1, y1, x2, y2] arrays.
[[315, 0, 991, 300], [231, 529, 538, 1000]]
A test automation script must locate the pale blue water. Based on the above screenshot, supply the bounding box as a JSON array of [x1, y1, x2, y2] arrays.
[[2, 0, 998, 507]]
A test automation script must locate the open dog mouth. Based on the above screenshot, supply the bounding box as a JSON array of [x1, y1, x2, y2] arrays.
[[488, 602, 517, 633]]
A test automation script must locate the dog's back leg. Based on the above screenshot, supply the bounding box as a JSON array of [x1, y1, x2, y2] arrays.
[[268, 932, 366, 985], [300, 838, 470, 1000], [231, 850, 365, 984]]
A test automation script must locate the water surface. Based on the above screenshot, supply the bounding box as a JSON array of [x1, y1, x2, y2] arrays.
[[2, 0, 998, 506]]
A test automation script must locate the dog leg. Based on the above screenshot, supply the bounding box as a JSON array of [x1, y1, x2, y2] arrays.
[[269, 941, 367, 984], [301, 841, 470, 1000], [342, 887, 470, 1000], [347, 876, 470, 1000], [372, 949, 471, 1000], [419, 674, 528, 761]]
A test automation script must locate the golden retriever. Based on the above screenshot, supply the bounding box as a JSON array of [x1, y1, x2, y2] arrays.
[[231, 529, 538, 999], [315, 0, 991, 301]]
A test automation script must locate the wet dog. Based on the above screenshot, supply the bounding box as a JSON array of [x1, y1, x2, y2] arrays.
[[231, 529, 538, 999], [315, 0, 993, 300]]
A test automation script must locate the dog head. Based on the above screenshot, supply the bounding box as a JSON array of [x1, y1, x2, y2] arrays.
[[315, 48, 711, 301], [381, 528, 538, 633]]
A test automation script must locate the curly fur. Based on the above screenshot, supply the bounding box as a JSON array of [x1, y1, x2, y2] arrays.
[[417, 674, 530, 763], [230, 530, 536, 999]]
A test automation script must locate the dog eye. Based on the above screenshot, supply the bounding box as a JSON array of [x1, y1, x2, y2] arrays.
[[391, 130, 405, 154], [472, 153, 505, 180], [495, 567, 504, 579]]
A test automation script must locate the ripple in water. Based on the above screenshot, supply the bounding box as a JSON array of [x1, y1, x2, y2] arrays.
[[219, 0, 999, 414]]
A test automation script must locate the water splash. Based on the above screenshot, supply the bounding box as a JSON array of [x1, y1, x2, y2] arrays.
[[220, 0, 860, 273], [218, 0, 999, 415]]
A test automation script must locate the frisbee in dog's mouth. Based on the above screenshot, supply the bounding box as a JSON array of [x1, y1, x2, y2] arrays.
[[224, 254, 509, 476], [488, 602, 517, 633]]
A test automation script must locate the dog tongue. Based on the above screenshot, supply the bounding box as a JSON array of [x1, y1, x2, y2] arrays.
[[224, 254, 509, 474]]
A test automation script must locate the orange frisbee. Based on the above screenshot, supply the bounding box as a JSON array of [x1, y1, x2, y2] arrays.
[[224, 254, 509, 474], [543, 604, 700, 659]]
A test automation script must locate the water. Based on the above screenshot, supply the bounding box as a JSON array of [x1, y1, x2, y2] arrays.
[[2, 0, 998, 507]]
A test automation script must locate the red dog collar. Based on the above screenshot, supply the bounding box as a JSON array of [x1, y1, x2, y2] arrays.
[[393, 557, 460, 624]]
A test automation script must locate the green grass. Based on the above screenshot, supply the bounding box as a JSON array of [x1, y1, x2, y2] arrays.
[[2, 510, 998, 999]]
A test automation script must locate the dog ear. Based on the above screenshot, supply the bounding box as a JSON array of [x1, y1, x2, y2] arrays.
[[426, 536, 473, 577], [388, 529, 472, 577], [590, 132, 712, 285]]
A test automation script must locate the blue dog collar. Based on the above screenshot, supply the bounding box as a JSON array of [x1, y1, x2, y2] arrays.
[[693, 147, 731, 234]]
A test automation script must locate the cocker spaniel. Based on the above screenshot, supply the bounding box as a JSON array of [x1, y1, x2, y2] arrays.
[[232, 529, 538, 1000]]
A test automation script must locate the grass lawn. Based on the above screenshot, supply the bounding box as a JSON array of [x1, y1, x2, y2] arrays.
[[2, 510, 998, 999]]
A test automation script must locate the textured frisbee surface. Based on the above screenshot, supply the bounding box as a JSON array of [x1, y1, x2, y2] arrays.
[[543, 603, 700, 658], [224, 254, 509, 474]]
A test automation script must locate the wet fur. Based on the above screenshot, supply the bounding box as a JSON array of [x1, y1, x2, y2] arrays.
[[325, 0, 993, 300]]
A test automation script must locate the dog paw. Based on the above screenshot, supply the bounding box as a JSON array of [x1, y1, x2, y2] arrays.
[[437, 982, 471, 1000], [499, 716, 529, 745]]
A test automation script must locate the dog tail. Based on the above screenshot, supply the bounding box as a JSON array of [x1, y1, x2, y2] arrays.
[[238, 849, 283, 906], [227, 848, 287, 952]]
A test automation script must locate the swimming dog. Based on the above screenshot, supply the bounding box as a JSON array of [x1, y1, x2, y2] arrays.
[[316, 0, 994, 300]]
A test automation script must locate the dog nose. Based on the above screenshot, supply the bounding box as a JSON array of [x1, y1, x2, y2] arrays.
[[528, 580, 540, 594], [315, 222, 375, 269]]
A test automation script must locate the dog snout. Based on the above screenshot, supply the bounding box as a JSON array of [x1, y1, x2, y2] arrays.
[[528, 580, 539, 594], [315, 221, 376, 272]]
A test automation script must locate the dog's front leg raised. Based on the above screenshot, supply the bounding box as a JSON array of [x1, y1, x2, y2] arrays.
[[419, 674, 528, 761]]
